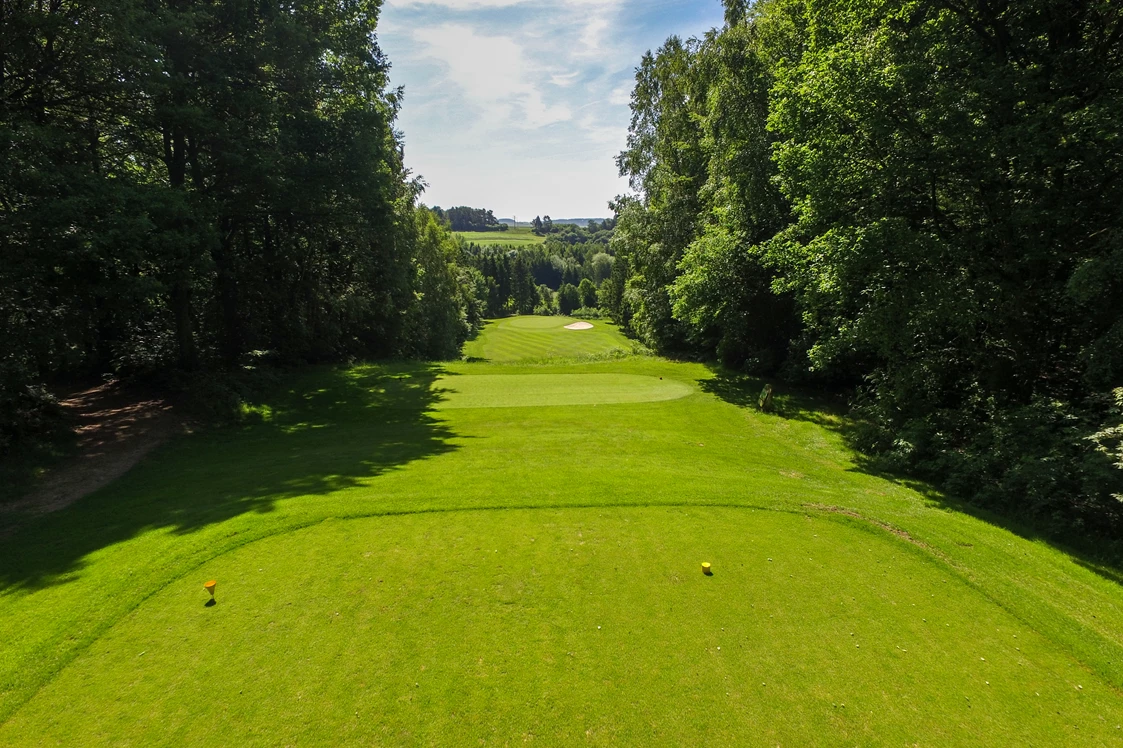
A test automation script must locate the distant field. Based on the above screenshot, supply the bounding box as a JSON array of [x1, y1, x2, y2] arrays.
[[456, 227, 545, 247]]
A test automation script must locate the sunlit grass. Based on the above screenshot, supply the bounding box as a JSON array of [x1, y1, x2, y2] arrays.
[[1, 319, 1122, 744], [456, 227, 545, 246]]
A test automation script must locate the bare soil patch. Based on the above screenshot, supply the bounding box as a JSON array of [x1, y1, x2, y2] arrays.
[[2, 381, 185, 523]]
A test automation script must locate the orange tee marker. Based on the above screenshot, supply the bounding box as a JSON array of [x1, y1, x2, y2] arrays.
[[204, 580, 217, 599]]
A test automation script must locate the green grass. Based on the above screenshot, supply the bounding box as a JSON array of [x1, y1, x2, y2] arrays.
[[456, 226, 545, 247], [462, 315, 639, 363], [1, 316, 1122, 745], [435, 373, 692, 409]]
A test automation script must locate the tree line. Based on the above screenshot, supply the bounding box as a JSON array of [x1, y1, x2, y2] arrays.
[[0, 1, 482, 452], [462, 221, 616, 317], [607, 0, 1123, 541], [433, 206, 507, 233]]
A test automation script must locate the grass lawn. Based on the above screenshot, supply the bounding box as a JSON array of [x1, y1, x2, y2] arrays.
[[456, 226, 545, 247], [1, 317, 1122, 745], [462, 315, 640, 363]]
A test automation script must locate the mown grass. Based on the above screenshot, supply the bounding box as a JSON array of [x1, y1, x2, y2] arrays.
[[462, 315, 640, 363], [456, 227, 545, 247], [1, 318, 1122, 745]]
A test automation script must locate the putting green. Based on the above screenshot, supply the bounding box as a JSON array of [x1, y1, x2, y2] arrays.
[[502, 316, 574, 330], [435, 373, 692, 409], [463, 316, 635, 362], [2, 507, 1116, 746]]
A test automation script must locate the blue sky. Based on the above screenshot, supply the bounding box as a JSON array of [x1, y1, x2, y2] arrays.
[[378, 0, 725, 219]]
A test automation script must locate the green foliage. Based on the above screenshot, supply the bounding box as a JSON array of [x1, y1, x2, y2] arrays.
[[459, 221, 617, 318], [610, 37, 708, 352], [434, 206, 506, 232], [534, 284, 558, 316], [577, 278, 598, 309], [612, 0, 1123, 539], [1089, 389, 1123, 503], [400, 208, 478, 360], [557, 283, 581, 315], [570, 307, 603, 320], [0, 0, 482, 449]]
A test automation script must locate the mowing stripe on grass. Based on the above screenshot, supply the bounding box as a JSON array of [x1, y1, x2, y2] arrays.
[[4, 318, 1123, 744], [3, 506, 1118, 747], [435, 374, 692, 409], [462, 316, 637, 363]]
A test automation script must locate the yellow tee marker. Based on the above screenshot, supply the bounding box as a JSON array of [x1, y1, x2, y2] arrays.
[[702, 563, 712, 576], [204, 580, 217, 600]]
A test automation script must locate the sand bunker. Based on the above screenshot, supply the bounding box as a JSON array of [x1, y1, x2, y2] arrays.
[[564, 321, 594, 330]]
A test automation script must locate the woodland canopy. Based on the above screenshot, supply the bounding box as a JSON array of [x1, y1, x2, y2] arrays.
[[605, 0, 1123, 542]]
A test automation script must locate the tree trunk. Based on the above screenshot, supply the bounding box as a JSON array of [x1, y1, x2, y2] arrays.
[[214, 220, 241, 366], [171, 272, 197, 369]]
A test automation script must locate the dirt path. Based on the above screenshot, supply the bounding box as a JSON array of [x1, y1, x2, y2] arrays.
[[2, 381, 185, 523]]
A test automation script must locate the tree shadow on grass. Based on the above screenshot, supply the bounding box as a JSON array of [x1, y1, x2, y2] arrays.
[[701, 366, 1123, 581], [699, 368, 853, 431], [0, 362, 460, 591]]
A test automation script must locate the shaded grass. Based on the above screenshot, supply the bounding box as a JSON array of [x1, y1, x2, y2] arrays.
[[0, 421, 77, 509], [0, 363, 454, 720], [1, 322, 1123, 743]]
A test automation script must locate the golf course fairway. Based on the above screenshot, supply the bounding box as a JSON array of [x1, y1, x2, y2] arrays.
[[1, 317, 1121, 745]]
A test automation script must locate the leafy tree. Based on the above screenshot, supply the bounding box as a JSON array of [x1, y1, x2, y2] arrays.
[[589, 253, 615, 284], [670, 13, 800, 370], [535, 284, 557, 315], [511, 256, 538, 315], [578, 278, 599, 309], [723, 0, 749, 26], [442, 206, 504, 232], [0, 0, 484, 451], [612, 36, 708, 351], [611, 0, 1123, 540], [401, 208, 476, 359], [558, 283, 581, 315]]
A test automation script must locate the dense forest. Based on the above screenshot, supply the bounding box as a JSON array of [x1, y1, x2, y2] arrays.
[[607, 0, 1123, 540], [462, 220, 616, 317], [0, 1, 485, 452]]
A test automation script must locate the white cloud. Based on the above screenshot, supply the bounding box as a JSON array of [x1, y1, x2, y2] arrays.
[[410, 150, 627, 218], [550, 71, 581, 88], [380, 0, 724, 216], [577, 15, 611, 57], [410, 24, 570, 129], [608, 84, 632, 106]]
